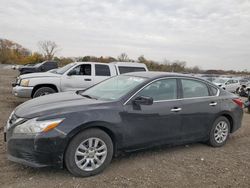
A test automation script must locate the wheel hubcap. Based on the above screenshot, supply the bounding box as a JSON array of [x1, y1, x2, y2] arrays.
[[214, 121, 229, 143], [74, 137, 107, 171], [40, 92, 50, 96]]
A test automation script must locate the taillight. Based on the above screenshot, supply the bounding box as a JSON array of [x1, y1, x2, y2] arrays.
[[232, 98, 243, 108]]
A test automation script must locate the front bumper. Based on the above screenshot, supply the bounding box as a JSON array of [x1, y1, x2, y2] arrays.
[[12, 86, 33, 98], [6, 130, 66, 168]]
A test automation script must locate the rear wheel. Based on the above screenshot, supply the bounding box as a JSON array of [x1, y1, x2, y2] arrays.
[[236, 87, 240, 94], [65, 129, 113, 177], [33, 87, 56, 98], [209, 117, 230, 147]]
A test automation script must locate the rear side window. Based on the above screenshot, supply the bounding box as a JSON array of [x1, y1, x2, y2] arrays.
[[181, 79, 209, 98], [118, 66, 146, 74], [95, 64, 110, 76], [137, 79, 177, 101]]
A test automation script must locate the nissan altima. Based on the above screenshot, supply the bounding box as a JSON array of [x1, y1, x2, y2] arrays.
[[4, 72, 243, 177]]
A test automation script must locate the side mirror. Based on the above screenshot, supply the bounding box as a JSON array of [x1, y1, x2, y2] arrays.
[[133, 96, 153, 106], [68, 69, 77, 76]]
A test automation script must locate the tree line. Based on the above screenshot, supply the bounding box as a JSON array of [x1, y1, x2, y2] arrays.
[[0, 38, 249, 75]]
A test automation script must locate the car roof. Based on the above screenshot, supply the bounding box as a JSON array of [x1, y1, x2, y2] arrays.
[[72, 62, 146, 66], [124, 71, 199, 79], [110, 62, 147, 67], [73, 62, 108, 65]]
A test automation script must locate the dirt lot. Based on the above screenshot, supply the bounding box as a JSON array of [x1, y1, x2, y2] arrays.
[[0, 67, 250, 188]]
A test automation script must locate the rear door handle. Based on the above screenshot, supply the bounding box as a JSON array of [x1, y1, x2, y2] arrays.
[[209, 102, 217, 106], [84, 78, 92, 81], [171, 107, 182, 112]]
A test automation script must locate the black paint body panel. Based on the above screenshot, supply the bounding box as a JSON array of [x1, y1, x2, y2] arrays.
[[6, 72, 243, 168]]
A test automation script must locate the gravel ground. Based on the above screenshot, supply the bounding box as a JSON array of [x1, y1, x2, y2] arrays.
[[0, 67, 250, 188]]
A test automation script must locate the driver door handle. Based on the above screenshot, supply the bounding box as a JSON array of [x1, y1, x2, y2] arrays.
[[209, 102, 217, 106], [171, 107, 182, 112], [84, 78, 92, 81]]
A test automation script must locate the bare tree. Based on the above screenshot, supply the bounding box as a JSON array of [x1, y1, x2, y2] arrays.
[[38, 40, 59, 60], [117, 53, 130, 62]]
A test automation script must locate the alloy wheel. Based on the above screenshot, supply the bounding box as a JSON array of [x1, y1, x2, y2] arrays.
[[214, 121, 229, 144], [74, 137, 107, 171]]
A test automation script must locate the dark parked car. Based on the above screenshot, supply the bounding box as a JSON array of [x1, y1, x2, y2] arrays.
[[18, 61, 58, 75], [5, 72, 243, 177]]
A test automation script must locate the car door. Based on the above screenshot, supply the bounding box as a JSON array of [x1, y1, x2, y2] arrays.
[[60, 64, 93, 91], [179, 78, 221, 141], [122, 78, 183, 149]]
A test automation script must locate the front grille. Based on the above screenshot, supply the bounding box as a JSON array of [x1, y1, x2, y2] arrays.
[[12, 78, 20, 87]]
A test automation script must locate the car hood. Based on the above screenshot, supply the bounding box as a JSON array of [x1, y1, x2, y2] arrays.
[[19, 72, 60, 79], [14, 92, 111, 119], [19, 66, 34, 70]]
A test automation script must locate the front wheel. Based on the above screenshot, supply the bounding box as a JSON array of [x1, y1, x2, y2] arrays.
[[65, 129, 113, 177], [33, 87, 56, 98], [208, 117, 230, 147]]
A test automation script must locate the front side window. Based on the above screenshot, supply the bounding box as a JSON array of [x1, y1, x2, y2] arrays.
[[226, 80, 233, 85], [70, 64, 91, 76], [137, 79, 177, 101], [213, 78, 228, 84], [95, 64, 111, 76], [233, 80, 239, 83], [118, 66, 146, 74], [182, 79, 209, 98]]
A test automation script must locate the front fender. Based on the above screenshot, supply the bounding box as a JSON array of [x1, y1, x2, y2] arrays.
[[55, 108, 124, 154], [29, 77, 61, 89]]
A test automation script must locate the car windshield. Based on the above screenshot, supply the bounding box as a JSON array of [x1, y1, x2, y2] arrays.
[[213, 78, 228, 84], [34, 62, 43, 67], [80, 75, 147, 101], [55, 63, 76, 74]]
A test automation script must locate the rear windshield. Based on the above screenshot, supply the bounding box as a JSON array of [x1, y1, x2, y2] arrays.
[[118, 66, 146, 74]]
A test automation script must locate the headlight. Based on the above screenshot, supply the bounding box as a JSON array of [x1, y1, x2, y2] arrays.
[[6, 111, 25, 130], [20, 79, 29, 87], [13, 118, 64, 134]]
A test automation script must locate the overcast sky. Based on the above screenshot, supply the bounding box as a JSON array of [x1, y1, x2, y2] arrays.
[[0, 0, 250, 70]]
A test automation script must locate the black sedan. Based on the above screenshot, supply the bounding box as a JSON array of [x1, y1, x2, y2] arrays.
[[5, 72, 243, 177]]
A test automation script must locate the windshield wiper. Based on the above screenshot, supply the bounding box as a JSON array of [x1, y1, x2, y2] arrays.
[[81, 94, 98, 100]]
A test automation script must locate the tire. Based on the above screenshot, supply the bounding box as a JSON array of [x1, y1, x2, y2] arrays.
[[33, 87, 56, 98], [208, 116, 231, 147], [236, 87, 240, 94], [65, 128, 113, 177]]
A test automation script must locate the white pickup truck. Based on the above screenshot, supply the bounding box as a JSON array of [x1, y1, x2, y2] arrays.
[[12, 62, 148, 98]]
